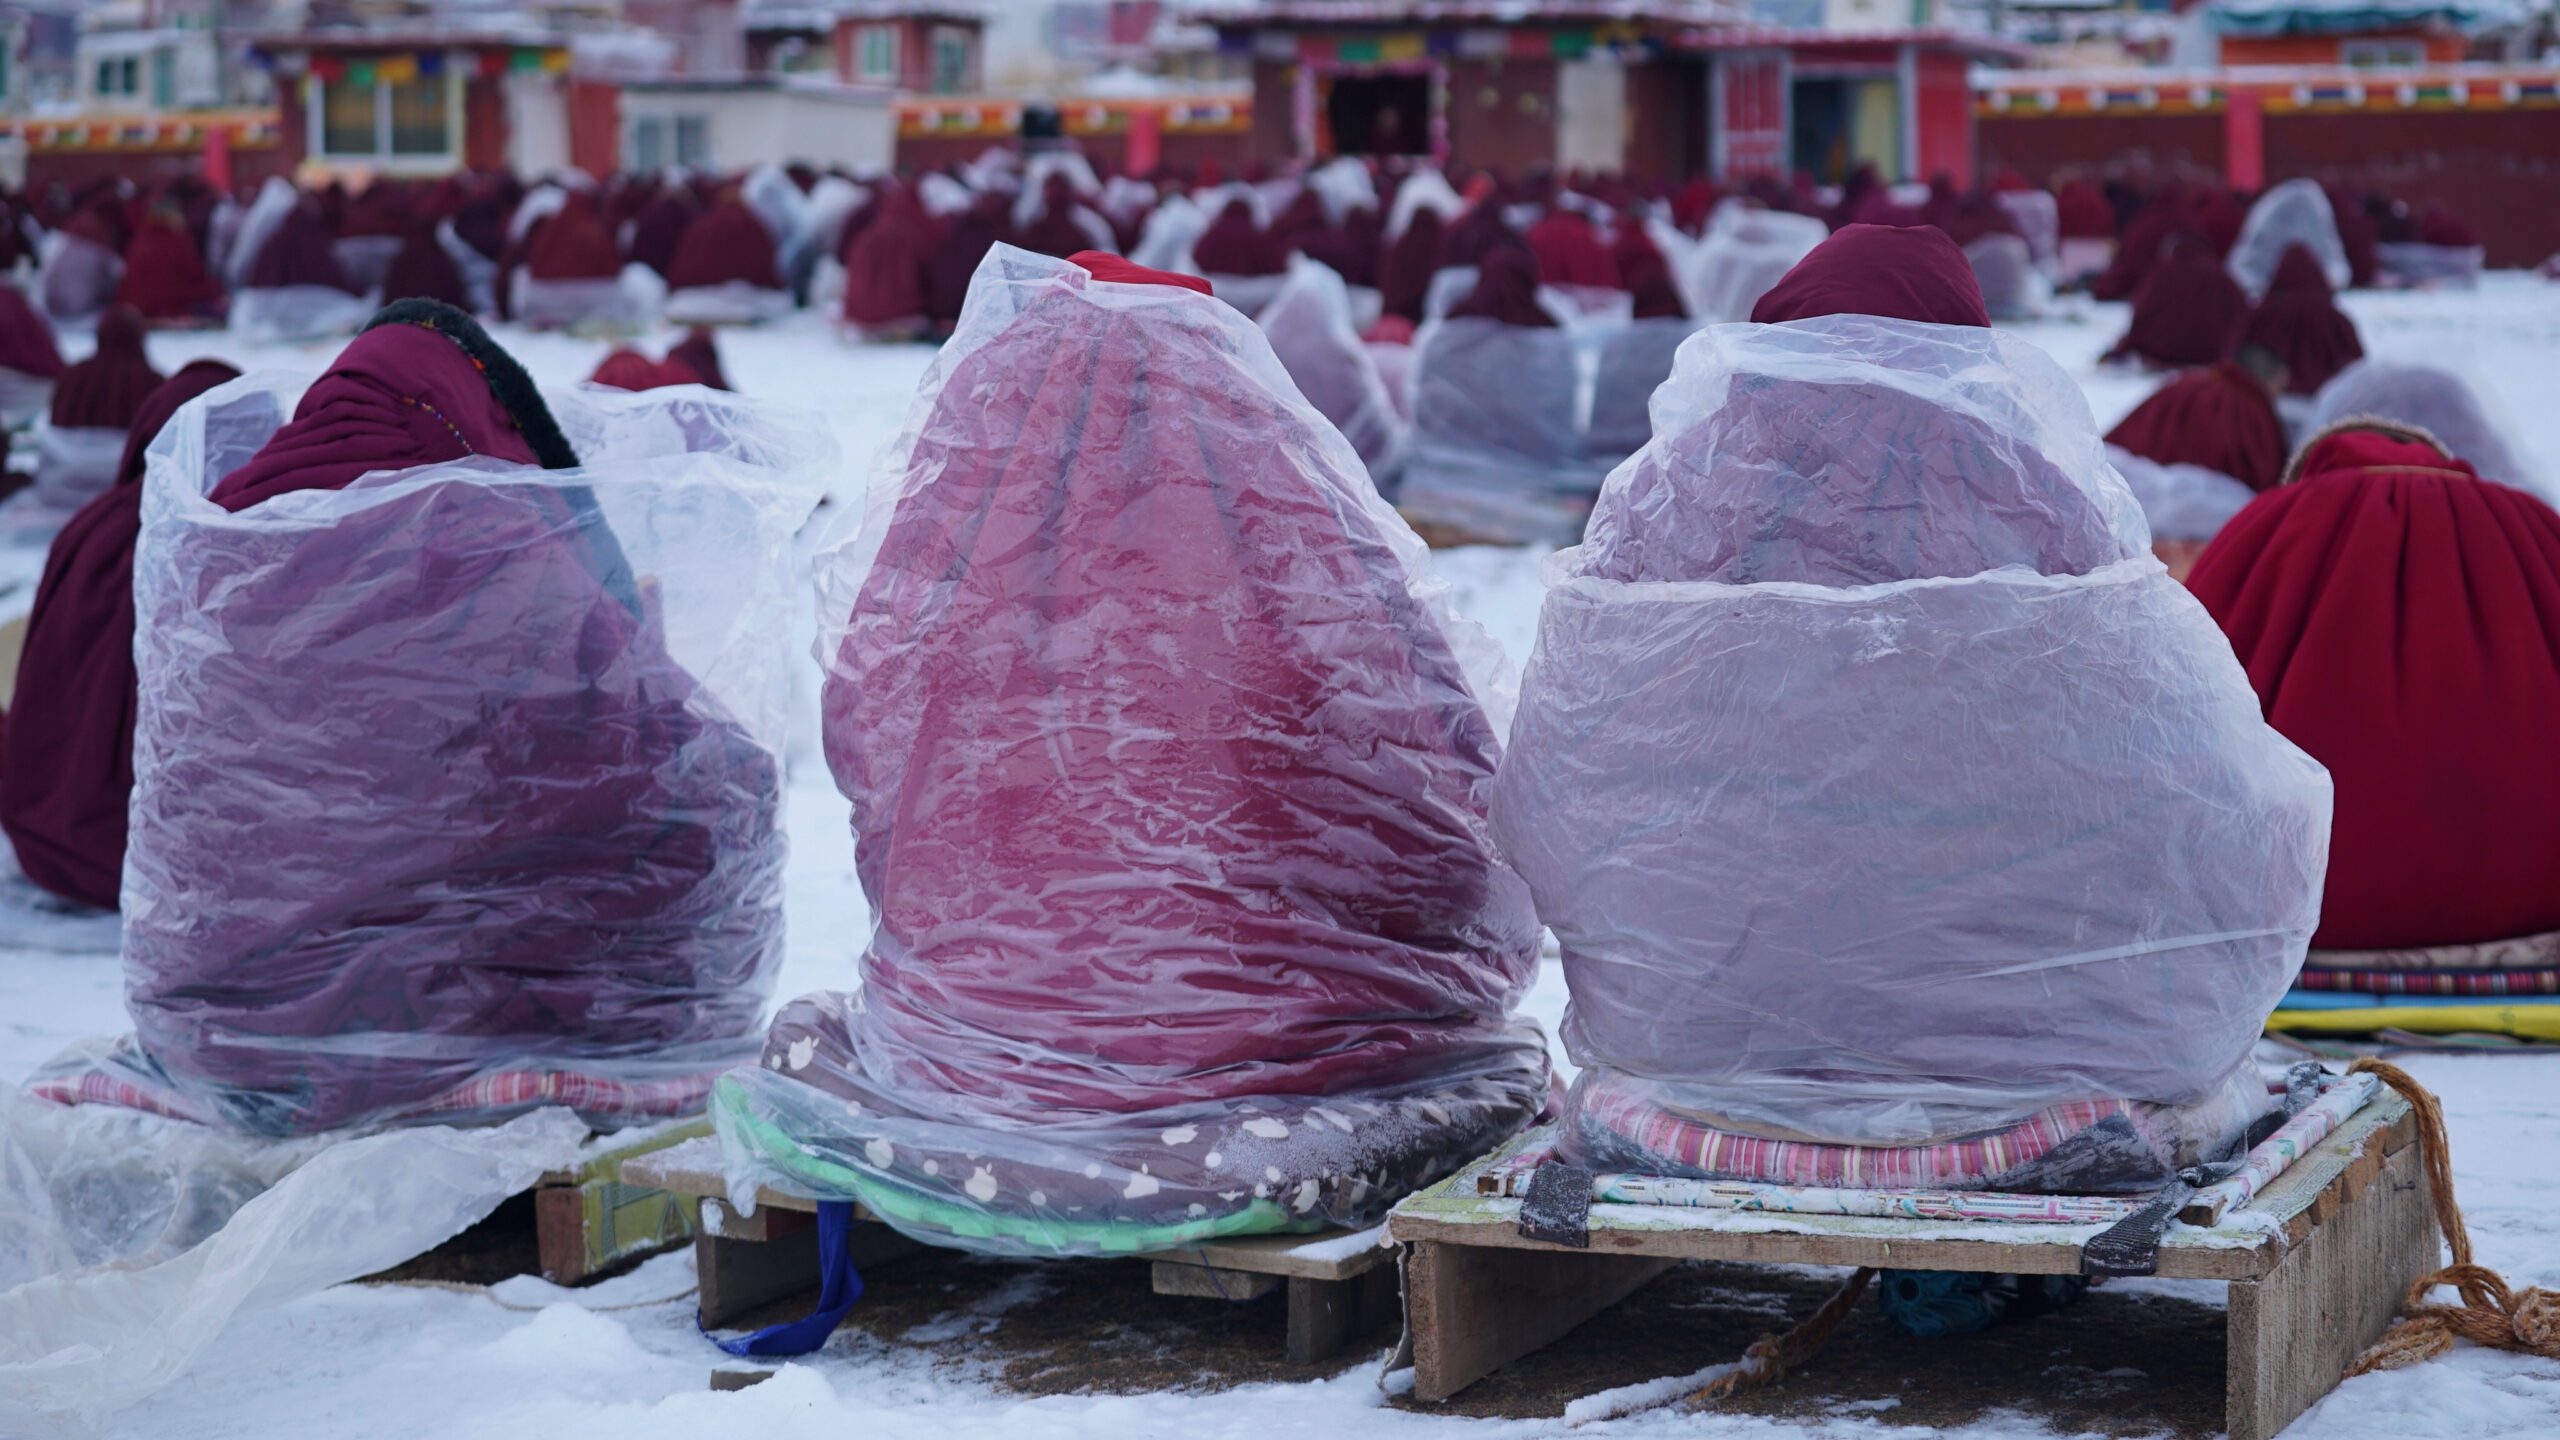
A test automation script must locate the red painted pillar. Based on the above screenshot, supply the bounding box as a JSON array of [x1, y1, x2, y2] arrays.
[[2225, 88, 2264, 191], [1126, 105, 1162, 177]]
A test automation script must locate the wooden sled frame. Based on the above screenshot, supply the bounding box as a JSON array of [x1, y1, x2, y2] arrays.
[[530, 1120, 710, 1285], [619, 1135, 1399, 1364], [1387, 1094, 2433, 1440]]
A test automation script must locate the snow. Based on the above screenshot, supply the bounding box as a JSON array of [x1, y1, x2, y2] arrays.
[[8, 280, 2560, 1435]]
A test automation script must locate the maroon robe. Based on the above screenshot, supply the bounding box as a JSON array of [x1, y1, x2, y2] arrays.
[[1752, 225, 1992, 329]]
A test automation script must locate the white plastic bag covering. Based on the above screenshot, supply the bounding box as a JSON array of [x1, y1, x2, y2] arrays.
[[1965, 233, 2051, 320], [2375, 241, 2483, 291], [0, 424, 122, 547], [331, 234, 403, 295], [1493, 316, 2332, 1145], [203, 196, 242, 283], [711, 246, 1543, 1257], [2106, 443, 2257, 542], [962, 146, 1021, 195], [1257, 255, 1405, 481], [1421, 264, 1479, 322], [227, 284, 377, 345], [1307, 156, 1379, 223], [1386, 168, 1464, 241], [2308, 357, 2543, 501], [664, 279, 795, 327], [0, 367, 50, 429], [436, 217, 500, 313], [1401, 317, 1603, 544], [1100, 175, 1158, 230], [511, 266, 656, 332], [100, 374, 828, 1137], [1204, 270, 1285, 314], [741, 163, 808, 247], [1587, 317, 1700, 460], [1127, 192, 1210, 274], [1682, 203, 1828, 322], [1996, 189, 2061, 272], [797, 176, 869, 275], [2228, 178, 2349, 299], [506, 183, 571, 247], [1011, 152, 1103, 230], [0, 1096, 586, 1430], [36, 230, 121, 325], [223, 176, 298, 291], [918, 172, 977, 219]]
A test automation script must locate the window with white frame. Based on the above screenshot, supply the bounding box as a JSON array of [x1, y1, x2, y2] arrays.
[[928, 26, 971, 93], [2342, 38, 2425, 69], [309, 70, 460, 164], [95, 55, 139, 100], [632, 115, 667, 173], [675, 115, 711, 167], [856, 24, 900, 83]]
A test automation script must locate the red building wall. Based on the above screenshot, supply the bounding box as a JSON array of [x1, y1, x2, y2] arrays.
[[1446, 57, 1559, 174], [1978, 112, 2229, 183], [28, 145, 289, 199], [1913, 49, 1974, 187], [2222, 30, 2466, 66], [896, 130, 1243, 177], [567, 80, 620, 177], [2265, 107, 2560, 267]]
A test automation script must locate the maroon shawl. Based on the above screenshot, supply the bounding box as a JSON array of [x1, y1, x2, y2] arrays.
[[115, 214, 223, 322], [523, 197, 622, 282], [667, 200, 782, 292], [1447, 248, 1555, 328], [2, 360, 241, 908], [1379, 208, 1444, 322], [1190, 198, 1276, 277], [2237, 246, 2363, 395], [1751, 225, 1992, 329], [1527, 209, 1617, 289], [626, 192, 697, 279], [2108, 247, 2248, 368], [246, 203, 357, 294], [2105, 362, 2289, 492], [52, 306, 162, 429], [378, 222, 473, 310], [668, 328, 729, 390], [0, 283, 64, 378], [841, 189, 933, 327]]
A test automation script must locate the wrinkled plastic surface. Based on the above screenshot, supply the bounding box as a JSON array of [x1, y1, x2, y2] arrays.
[[1401, 316, 1604, 543], [0, 424, 123, 545], [1587, 317, 1699, 460], [511, 268, 657, 332], [2309, 356, 2543, 501], [332, 235, 403, 295], [2375, 242, 2483, 291], [1127, 192, 1210, 274], [1965, 234, 2051, 320], [37, 231, 121, 325], [1257, 255, 1405, 481], [1996, 190, 2060, 271], [1682, 203, 1828, 322], [103, 375, 829, 1137], [0, 1095, 585, 1429], [2107, 443, 2257, 542], [224, 176, 297, 291], [714, 247, 1546, 1256], [2228, 179, 2349, 298], [1495, 316, 2332, 1145], [434, 219, 500, 312], [228, 284, 375, 344]]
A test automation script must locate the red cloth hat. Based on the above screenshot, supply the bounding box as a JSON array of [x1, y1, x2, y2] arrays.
[[2106, 362, 2289, 492], [1751, 225, 1991, 329], [51, 306, 163, 430]]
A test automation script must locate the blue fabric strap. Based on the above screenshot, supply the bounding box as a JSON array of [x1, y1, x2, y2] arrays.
[[703, 1199, 864, 1357]]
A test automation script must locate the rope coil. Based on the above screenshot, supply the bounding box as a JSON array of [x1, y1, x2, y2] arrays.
[[1687, 1266, 1877, 1404]]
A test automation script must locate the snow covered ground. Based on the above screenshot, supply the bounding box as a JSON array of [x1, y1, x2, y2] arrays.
[[5, 279, 2559, 1438]]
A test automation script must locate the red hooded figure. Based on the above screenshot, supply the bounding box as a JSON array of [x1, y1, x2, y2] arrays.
[[667, 327, 729, 390], [2108, 245, 2247, 368], [626, 190, 698, 279], [711, 247, 1546, 1254], [1378, 206, 1444, 322], [1496, 229, 2327, 1160], [1189, 197, 1276, 278], [923, 194, 1005, 328], [245, 202, 358, 294], [523, 196, 622, 281], [52, 305, 162, 431], [2190, 425, 2560, 949], [1752, 224, 1992, 328], [0, 282, 65, 392], [99, 302, 785, 1135], [378, 221, 474, 310], [840, 188, 933, 335], [2107, 362, 2289, 493], [2235, 245, 2363, 395], [2091, 194, 2199, 302], [667, 199, 783, 293], [3, 360, 241, 909], [588, 347, 694, 391], [1526, 208, 1618, 289], [114, 211, 224, 323]]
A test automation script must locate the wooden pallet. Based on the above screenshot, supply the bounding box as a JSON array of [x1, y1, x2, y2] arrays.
[[620, 1135, 1399, 1364], [1387, 1094, 2433, 1440], [529, 1120, 711, 1285]]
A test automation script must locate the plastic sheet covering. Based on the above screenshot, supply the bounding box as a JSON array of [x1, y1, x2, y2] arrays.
[[1387, 169, 1464, 240], [1965, 234, 2051, 320], [0, 1095, 586, 1430], [0, 424, 124, 544], [918, 172, 976, 219], [2374, 241, 2484, 291], [228, 283, 377, 344], [99, 374, 828, 1137], [1127, 192, 1211, 274], [712, 246, 1546, 1256], [664, 280, 794, 327], [2308, 357, 2544, 503], [1494, 316, 2332, 1145], [1307, 156, 1379, 223], [1682, 203, 1828, 322], [1996, 190, 2060, 271], [223, 176, 297, 290], [1100, 175, 1158, 230], [511, 267, 657, 332], [331, 234, 403, 295], [1257, 255, 1405, 481], [1204, 270, 1285, 314], [435, 218, 500, 313], [741, 163, 809, 262], [1421, 265, 1480, 322], [798, 176, 868, 276], [1401, 316, 1602, 544], [0, 368, 53, 429], [2228, 178, 2350, 298], [1587, 316, 1699, 460], [2106, 443, 2257, 542], [1011, 152, 1103, 230], [37, 230, 121, 324]]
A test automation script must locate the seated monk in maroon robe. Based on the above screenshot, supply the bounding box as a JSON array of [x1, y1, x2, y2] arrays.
[[2107, 348, 2291, 494], [2107, 243, 2248, 368], [2236, 246, 2363, 396], [114, 207, 224, 325], [3, 360, 242, 908]]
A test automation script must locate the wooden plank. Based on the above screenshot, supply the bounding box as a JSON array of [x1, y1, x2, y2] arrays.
[[1285, 1266, 1400, 1366], [695, 1215, 922, 1329], [531, 1120, 713, 1284], [1405, 1239, 1672, 1403], [2224, 1138, 2437, 1440], [1148, 1226, 1392, 1281], [2227, 1096, 2415, 1237], [1151, 1262, 1282, 1301]]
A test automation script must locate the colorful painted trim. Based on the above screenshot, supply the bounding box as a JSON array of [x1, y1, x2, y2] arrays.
[[897, 97, 1251, 140], [2304, 928, 2560, 973], [2269, 996, 2560, 1039], [1477, 1151, 2138, 1225], [2183, 1071, 2376, 1223], [2295, 967, 2560, 996]]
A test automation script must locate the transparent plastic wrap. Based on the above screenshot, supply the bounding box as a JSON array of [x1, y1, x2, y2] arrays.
[[331, 234, 403, 296], [434, 218, 500, 313], [37, 229, 121, 325], [2106, 443, 2257, 542], [1256, 255, 1405, 482], [2228, 179, 2349, 298], [1996, 189, 2060, 272], [664, 279, 794, 327], [713, 246, 1547, 1257], [1127, 192, 1210, 274], [510, 266, 657, 332], [2309, 357, 2543, 502], [89, 374, 830, 1137], [1682, 203, 1829, 322], [1964, 233, 2051, 320], [0, 423, 124, 544], [227, 283, 376, 344], [223, 176, 297, 291], [1587, 316, 1699, 460], [1400, 317, 1602, 543], [1494, 316, 2332, 1147], [2374, 241, 2483, 291]]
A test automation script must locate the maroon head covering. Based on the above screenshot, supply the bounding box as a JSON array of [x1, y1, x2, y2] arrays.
[[2, 358, 241, 907], [1438, 201, 1519, 270], [666, 199, 782, 292], [1608, 217, 1664, 290], [1751, 225, 1992, 329], [1190, 198, 1277, 277], [115, 212, 223, 322], [842, 188, 933, 328], [667, 327, 729, 390], [0, 283, 65, 378], [246, 202, 357, 294], [1447, 247, 1555, 328], [589, 347, 692, 392], [2196, 190, 2248, 257], [2057, 180, 2116, 240], [626, 191, 698, 279], [53, 306, 163, 429], [378, 222, 473, 310], [2091, 196, 2200, 301], [2238, 246, 2363, 396], [2107, 246, 2248, 368], [1626, 255, 1688, 320], [924, 195, 1006, 326], [523, 196, 623, 282], [2417, 207, 2478, 248], [1012, 176, 1097, 261], [1526, 209, 1617, 289], [1379, 207, 1444, 322], [2105, 362, 2289, 492]]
